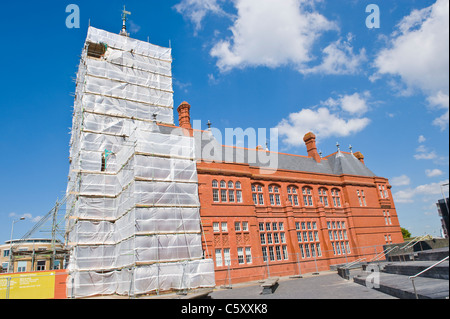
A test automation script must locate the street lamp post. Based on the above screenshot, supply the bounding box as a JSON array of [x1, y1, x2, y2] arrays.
[[8, 217, 25, 273]]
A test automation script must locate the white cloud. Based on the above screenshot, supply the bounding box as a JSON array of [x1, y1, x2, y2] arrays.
[[393, 179, 449, 203], [300, 34, 367, 75], [418, 135, 426, 143], [210, 0, 337, 72], [425, 169, 444, 177], [277, 91, 372, 146], [414, 152, 438, 160], [391, 175, 411, 187], [373, 0, 449, 129], [174, 0, 227, 33], [374, 0, 449, 94], [128, 20, 141, 34], [414, 144, 438, 160], [428, 91, 450, 131], [338, 92, 370, 115]]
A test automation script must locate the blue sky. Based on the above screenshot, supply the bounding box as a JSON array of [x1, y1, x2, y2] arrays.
[[0, 0, 448, 243]]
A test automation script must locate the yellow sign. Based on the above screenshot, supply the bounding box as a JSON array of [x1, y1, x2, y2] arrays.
[[0, 271, 56, 299]]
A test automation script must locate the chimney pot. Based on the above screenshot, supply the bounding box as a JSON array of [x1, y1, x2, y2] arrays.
[[303, 132, 321, 163], [177, 101, 192, 130], [354, 151, 365, 165]]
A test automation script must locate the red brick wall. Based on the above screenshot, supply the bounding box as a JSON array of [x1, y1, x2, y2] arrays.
[[197, 160, 403, 285]]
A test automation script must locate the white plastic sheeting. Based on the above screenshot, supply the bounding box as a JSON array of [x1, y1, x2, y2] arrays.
[[65, 27, 214, 298], [67, 260, 215, 297]]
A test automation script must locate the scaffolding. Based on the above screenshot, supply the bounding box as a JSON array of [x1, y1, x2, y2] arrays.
[[65, 27, 215, 298]]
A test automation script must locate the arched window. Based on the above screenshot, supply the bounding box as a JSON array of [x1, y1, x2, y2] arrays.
[[213, 179, 242, 203], [287, 186, 299, 206], [331, 188, 342, 207], [318, 188, 329, 207], [212, 180, 219, 202], [269, 185, 281, 206], [302, 187, 313, 206], [235, 182, 243, 203], [252, 184, 264, 206]]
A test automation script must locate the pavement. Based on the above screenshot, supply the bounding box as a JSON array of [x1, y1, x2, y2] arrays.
[[209, 271, 397, 299]]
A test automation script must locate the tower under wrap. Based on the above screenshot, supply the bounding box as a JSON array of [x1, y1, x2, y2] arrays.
[[65, 27, 215, 298]]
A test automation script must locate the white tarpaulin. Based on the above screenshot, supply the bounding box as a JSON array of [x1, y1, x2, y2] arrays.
[[65, 27, 214, 298]]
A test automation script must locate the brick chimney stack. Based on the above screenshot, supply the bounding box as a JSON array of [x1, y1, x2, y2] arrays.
[[303, 132, 321, 163], [354, 152, 365, 165], [177, 101, 192, 130]]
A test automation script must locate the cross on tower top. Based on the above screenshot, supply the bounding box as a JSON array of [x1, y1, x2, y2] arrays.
[[120, 6, 132, 37]]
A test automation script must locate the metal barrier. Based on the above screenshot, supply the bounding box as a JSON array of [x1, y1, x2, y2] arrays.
[[409, 256, 449, 299], [213, 243, 391, 288]]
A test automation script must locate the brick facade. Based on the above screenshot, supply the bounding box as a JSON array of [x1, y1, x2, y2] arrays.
[[177, 102, 403, 285]]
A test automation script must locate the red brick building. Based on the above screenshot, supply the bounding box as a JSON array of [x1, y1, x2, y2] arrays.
[[177, 102, 403, 286]]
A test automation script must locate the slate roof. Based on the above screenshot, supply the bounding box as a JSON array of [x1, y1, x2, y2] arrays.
[[192, 130, 376, 177]]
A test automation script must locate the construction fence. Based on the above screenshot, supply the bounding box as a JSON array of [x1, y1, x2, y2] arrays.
[[0, 270, 68, 299]]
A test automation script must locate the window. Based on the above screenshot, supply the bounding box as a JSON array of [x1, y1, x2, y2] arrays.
[[3, 249, 10, 257], [238, 248, 245, 264], [287, 186, 299, 206], [379, 185, 384, 198], [252, 184, 264, 205], [236, 190, 242, 203], [272, 185, 281, 206], [269, 247, 275, 261], [17, 261, 27, 273], [213, 222, 220, 232], [302, 187, 313, 206], [245, 247, 252, 263], [214, 179, 243, 203], [53, 260, 61, 270], [262, 247, 268, 262], [215, 249, 223, 267], [297, 219, 323, 259], [327, 219, 351, 256], [331, 189, 342, 207], [318, 188, 329, 207], [228, 190, 235, 202], [268, 185, 281, 206], [213, 189, 219, 202], [383, 211, 392, 225], [221, 222, 228, 232], [221, 190, 227, 202], [259, 220, 288, 263], [260, 234, 266, 245], [223, 248, 231, 266], [235, 222, 241, 231], [361, 190, 367, 206], [37, 260, 46, 271], [357, 189, 367, 206], [242, 222, 248, 231]]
